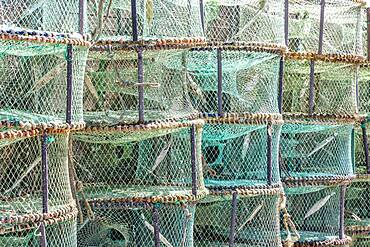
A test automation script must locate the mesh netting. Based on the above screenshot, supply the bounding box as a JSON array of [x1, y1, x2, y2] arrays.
[[280, 123, 354, 179], [345, 178, 370, 228], [202, 123, 281, 188], [87, 0, 204, 41], [0, 38, 88, 124], [283, 185, 344, 243], [359, 64, 370, 116], [0, 0, 81, 33], [351, 236, 370, 247], [283, 58, 358, 116], [0, 217, 77, 247], [72, 123, 206, 201], [84, 48, 197, 125], [204, 0, 285, 45], [77, 202, 195, 247], [287, 0, 364, 56], [194, 190, 282, 247], [354, 123, 368, 174], [187, 48, 281, 116]]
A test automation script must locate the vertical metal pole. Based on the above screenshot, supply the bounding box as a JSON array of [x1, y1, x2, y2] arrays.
[[367, 8, 370, 60], [190, 125, 197, 196], [308, 60, 315, 115], [267, 123, 273, 185], [131, 0, 138, 41], [339, 185, 346, 239], [40, 132, 49, 247], [284, 0, 289, 47], [351, 128, 355, 174], [278, 57, 285, 114], [78, 0, 85, 35], [138, 48, 144, 123], [355, 65, 359, 113], [217, 49, 223, 117], [228, 192, 238, 247], [200, 0, 205, 34], [318, 0, 325, 55], [361, 122, 370, 174], [66, 44, 73, 124], [153, 206, 160, 247]]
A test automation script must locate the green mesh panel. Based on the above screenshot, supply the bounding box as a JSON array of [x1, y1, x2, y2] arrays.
[[359, 65, 370, 116], [283, 185, 342, 243], [84, 49, 197, 125], [204, 0, 285, 45], [202, 124, 281, 188], [0, 39, 88, 124], [345, 178, 370, 227], [187, 49, 280, 115], [72, 125, 205, 200], [351, 236, 370, 247], [288, 0, 364, 55], [87, 0, 204, 41], [354, 123, 368, 174], [280, 123, 353, 179], [77, 203, 195, 247], [283, 59, 358, 115], [0, 0, 81, 33], [194, 193, 282, 247], [0, 218, 77, 247]]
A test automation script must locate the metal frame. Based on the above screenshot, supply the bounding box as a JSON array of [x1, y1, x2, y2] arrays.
[[217, 49, 223, 117], [228, 192, 238, 247], [66, 44, 73, 124], [191, 125, 198, 196], [40, 132, 49, 247]]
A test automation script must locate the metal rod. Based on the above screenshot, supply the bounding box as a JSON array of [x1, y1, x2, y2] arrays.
[[200, 0, 205, 34], [361, 122, 370, 174], [278, 57, 284, 113], [40, 132, 49, 247], [284, 0, 289, 47], [153, 206, 160, 247], [66, 44, 73, 124], [190, 125, 197, 196], [367, 8, 370, 60], [318, 0, 325, 54], [308, 60, 315, 115], [131, 0, 138, 41], [78, 0, 85, 35], [355, 65, 359, 112], [217, 49, 223, 117], [228, 192, 238, 247], [267, 123, 273, 185], [138, 48, 144, 123], [339, 185, 346, 239], [351, 128, 355, 174]]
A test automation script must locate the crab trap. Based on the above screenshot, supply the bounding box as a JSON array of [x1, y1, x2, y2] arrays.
[[201, 119, 282, 189], [77, 200, 196, 247], [84, 44, 202, 126], [72, 120, 207, 203], [358, 63, 370, 116], [283, 53, 363, 116], [0, 128, 78, 246], [0, 31, 89, 125], [194, 187, 284, 247], [287, 0, 365, 56], [279, 121, 354, 181], [86, 0, 204, 41], [187, 45, 283, 117], [282, 182, 352, 246], [0, 0, 83, 34], [203, 0, 285, 45]]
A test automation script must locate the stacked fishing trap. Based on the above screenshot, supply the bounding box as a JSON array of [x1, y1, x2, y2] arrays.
[[1, 0, 370, 247]]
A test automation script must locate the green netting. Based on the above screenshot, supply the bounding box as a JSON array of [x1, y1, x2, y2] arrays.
[[345, 178, 370, 227], [194, 192, 282, 247], [77, 202, 195, 247], [0, 38, 88, 124], [0, 218, 77, 247], [202, 123, 281, 188], [288, 0, 364, 55], [204, 0, 285, 45], [72, 124, 206, 200], [351, 236, 370, 247], [84, 49, 197, 125], [283, 59, 358, 116], [280, 123, 354, 179], [354, 123, 369, 174], [0, 0, 81, 33], [187, 49, 280, 115], [86, 0, 204, 41], [283, 185, 342, 243], [359, 65, 370, 116]]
